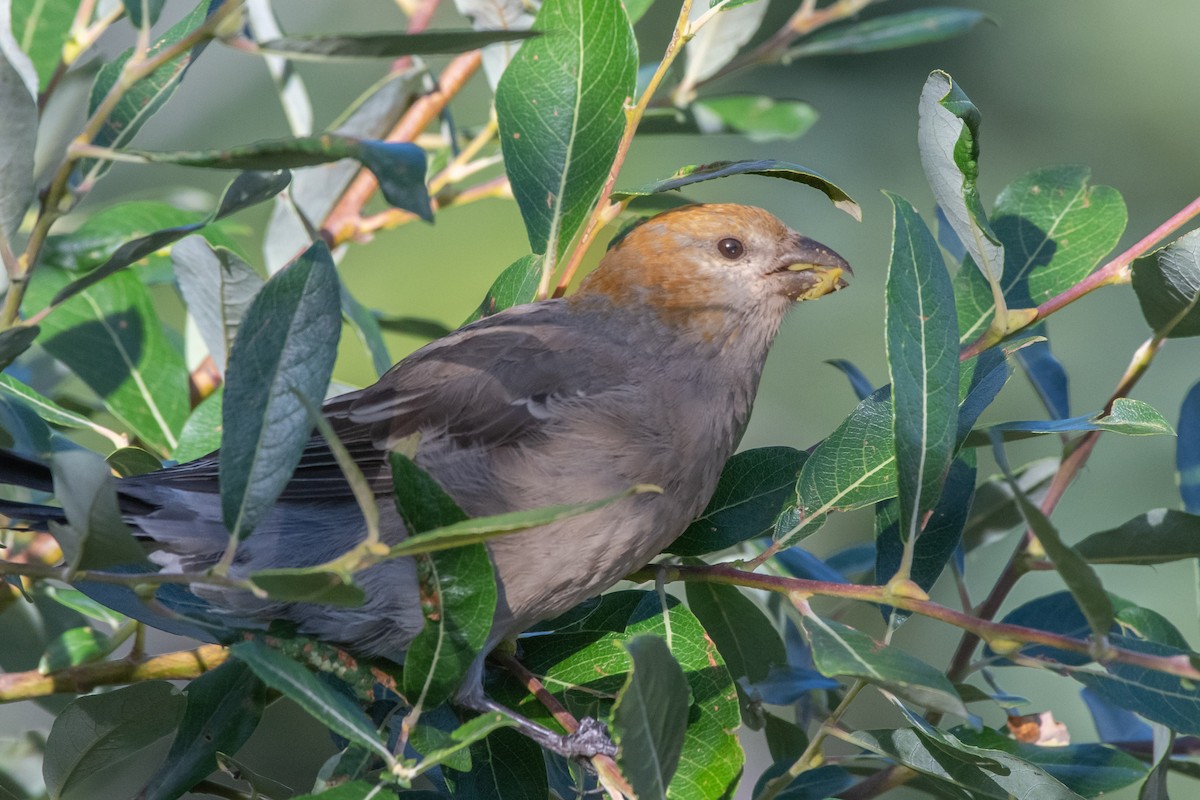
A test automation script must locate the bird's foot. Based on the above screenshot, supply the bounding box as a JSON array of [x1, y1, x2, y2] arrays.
[[546, 716, 617, 759]]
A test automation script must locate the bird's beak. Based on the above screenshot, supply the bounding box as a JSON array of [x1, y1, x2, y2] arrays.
[[779, 235, 851, 301]]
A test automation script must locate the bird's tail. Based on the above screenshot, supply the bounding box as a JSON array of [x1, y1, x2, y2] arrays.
[[0, 449, 66, 527]]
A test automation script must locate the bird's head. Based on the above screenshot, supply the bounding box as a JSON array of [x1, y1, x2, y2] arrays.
[[573, 204, 849, 341]]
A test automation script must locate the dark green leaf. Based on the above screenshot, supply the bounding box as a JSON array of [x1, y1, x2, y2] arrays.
[[1075, 508, 1200, 565], [1180, 379, 1200, 513], [0, 35, 37, 249], [801, 615, 968, 717], [962, 457, 1058, 552], [1138, 729, 1175, 800], [341, 282, 391, 378], [787, 8, 988, 58], [79, 1, 214, 184], [249, 570, 365, 607], [611, 635, 690, 799], [10, 0, 74, 90], [408, 712, 514, 775], [918, 71, 1003, 283], [686, 582, 785, 683], [640, 96, 818, 142], [444, 726, 548, 799], [613, 159, 860, 221], [0, 325, 39, 370], [968, 398, 1175, 443], [0, 373, 112, 439], [763, 713, 808, 763], [258, 30, 539, 59], [26, 266, 188, 454], [51, 171, 290, 306], [1132, 228, 1200, 337], [106, 446, 162, 477], [138, 660, 267, 800], [40, 586, 126, 629], [670, 446, 808, 555], [220, 240, 341, 538], [825, 358, 876, 401], [48, 447, 152, 570], [752, 763, 853, 800], [373, 313, 452, 340], [956, 166, 1127, 343], [230, 639, 392, 762], [172, 236, 264, 375], [1014, 335, 1070, 419], [37, 626, 109, 672], [390, 452, 468, 534], [43, 682, 185, 800], [464, 254, 542, 323], [124, 0, 167, 29], [291, 780, 401, 800], [173, 387, 222, 462], [1073, 635, 1200, 735], [496, 0, 637, 260], [885, 192, 960, 547]]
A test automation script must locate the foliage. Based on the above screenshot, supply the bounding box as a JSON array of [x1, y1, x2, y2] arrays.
[[0, 1, 1198, 799]]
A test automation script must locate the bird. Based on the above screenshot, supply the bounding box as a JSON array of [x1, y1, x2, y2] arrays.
[[0, 203, 848, 754]]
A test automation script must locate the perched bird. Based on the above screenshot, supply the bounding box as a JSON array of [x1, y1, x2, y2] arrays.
[[0, 203, 847, 753]]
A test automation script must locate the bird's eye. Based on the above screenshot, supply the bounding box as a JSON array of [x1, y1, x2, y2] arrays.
[[717, 238, 744, 259]]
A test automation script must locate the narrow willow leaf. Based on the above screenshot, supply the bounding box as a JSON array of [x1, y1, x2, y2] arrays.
[[787, 8, 988, 58], [1138, 728, 1175, 800], [257, 29, 539, 60], [172, 236, 264, 375], [173, 386, 222, 462], [611, 636, 690, 800], [37, 626, 109, 672], [1074, 509, 1200, 565], [752, 764, 852, 800], [0, 373, 115, 440], [825, 358, 876, 401], [245, 0, 312, 136], [43, 682, 185, 800], [918, 71, 1003, 283], [1132, 228, 1200, 338], [123, 0, 167, 29], [496, 0, 637, 262], [340, 282, 391, 378], [1073, 635, 1200, 736], [231, 640, 393, 762], [0, 323, 39, 369], [685, 582, 786, 684], [9, 0, 75, 90], [885, 192, 959, 546], [968, 398, 1175, 443], [613, 159, 860, 221], [463, 253, 542, 323], [681, 0, 767, 86], [453, 0, 539, 88], [1179, 379, 1200, 513], [962, 457, 1058, 552], [409, 712, 514, 775], [801, 615, 969, 718], [639, 96, 817, 143], [220, 241, 341, 538], [106, 446, 161, 477], [1014, 335, 1070, 419], [0, 26, 37, 251]]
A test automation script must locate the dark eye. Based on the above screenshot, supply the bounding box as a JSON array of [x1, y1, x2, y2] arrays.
[[718, 238, 744, 259]]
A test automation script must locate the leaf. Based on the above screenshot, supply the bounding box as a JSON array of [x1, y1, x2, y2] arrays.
[[801, 615, 968, 718], [752, 763, 853, 800], [685, 582, 785, 684], [230, 639, 392, 763], [257, 29, 539, 59], [464, 253, 542, 323], [172, 236, 264, 375], [124, 0, 167, 29], [1132, 228, 1200, 337], [443, 726, 549, 799], [496, 0, 636, 265], [0, 324, 39, 369], [48, 447, 152, 571], [918, 71, 1003, 284], [126, 136, 431, 221], [173, 386, 222, 462], [43, 682, 185, 800], [137, 660, 267, 800], [1138, 728, 1175, 800], [611, 636, 690, 799], [971, 398, 1175, 442], [452, 0, 539, 89], [640, 96, 817, 143], [1074, 508, 1200, 565], [0, 24, 37, 251], [0, 373, 117, 441], [955, 165, 1126, 343], [9, 0, 75, 90], [340, 281, 391, 378], [681, 0, 767, 87], [249, 570, 365, 607], [613, 159, 860, 221], [25, 266, 189, 454], [1014, 334, 1070, 419], [669, 446, 808, 556], [50, 170, 290, 307], [787, 8, 988, 58], [825, 358, 876, 401], [220, 240, 342, 538], [1080, 687, 1154, 744], [1073, 635, 1200, 735], [78, 1, 215, 185], [106, 446, 162, 477], [408, 712, 515, 775], [962, 457, 1058, 552], [38, 626, 110, 672], [885, 192, 960, 549], [41, 585, 126, 629], [1179, 379, 1200, 513]]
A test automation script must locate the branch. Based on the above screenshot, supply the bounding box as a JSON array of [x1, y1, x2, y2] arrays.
[[0, 644, 228, 702]]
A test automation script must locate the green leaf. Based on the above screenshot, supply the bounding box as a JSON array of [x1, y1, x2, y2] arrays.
[[752, 763, 852, 800], [137, 660, 267, 800], [408, 712, 514, 775], [611, 636, 690, 800], [622, 0, 656, 24], [680, 0, 767, 87], [123, 0, 167, 29], [48, 447, 152, 571], [885, 192, 959, 547], [40, 585, 126, 629], [125, 136, 431, 221], [956, 165, 1127, 343], [0, 373, 115, 441], [340, 281, 391, 378], [919, 71, 1003, 283], [249, 570, 365, 607], [613, 159, 860, 221], [1132, 228, 1200, 338], [78, 1, 214, 184], [172, 236, 264, 375], [220, 240, 342, 538], [173, 386, 222, 462], [1075, 508, 1200, 565], [50, 171, 290, 307], [257, 29, 539, 59], [25, 266, 188, 454], [291, 780, 402, 800], [0, 324, 40, 370], [9, 0, 74, 90], [106, 446, 162, 477], [969, 398, 1176, 443], [496, 0, 637, 262], [801, 615, 968, 717], [443, 726, 549, 799], [464, 254, 542, 323], [685, 582, 785, 684], [1179, 379, 1200, 513], [230, 639, 393, 763], [787, 8, 988, 59], [1073, 635, 1200, 735], [1138, 729, 1174, 800], [640, 96, 817, 143], [669, 446, 808, 556], [43, 682, 185, 800], [0, 30, 37, 250], [37, 626, 110, 673], [962, 457, 1058, 551]]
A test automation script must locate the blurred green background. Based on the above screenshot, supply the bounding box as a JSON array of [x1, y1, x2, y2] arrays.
[[6, 1, 1200, 797]]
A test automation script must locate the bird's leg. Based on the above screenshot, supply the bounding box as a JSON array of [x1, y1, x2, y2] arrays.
[[464, 696, 617, 760]]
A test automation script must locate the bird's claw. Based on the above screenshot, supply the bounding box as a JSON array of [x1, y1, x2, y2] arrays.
[[554, 717, 617, 759]]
